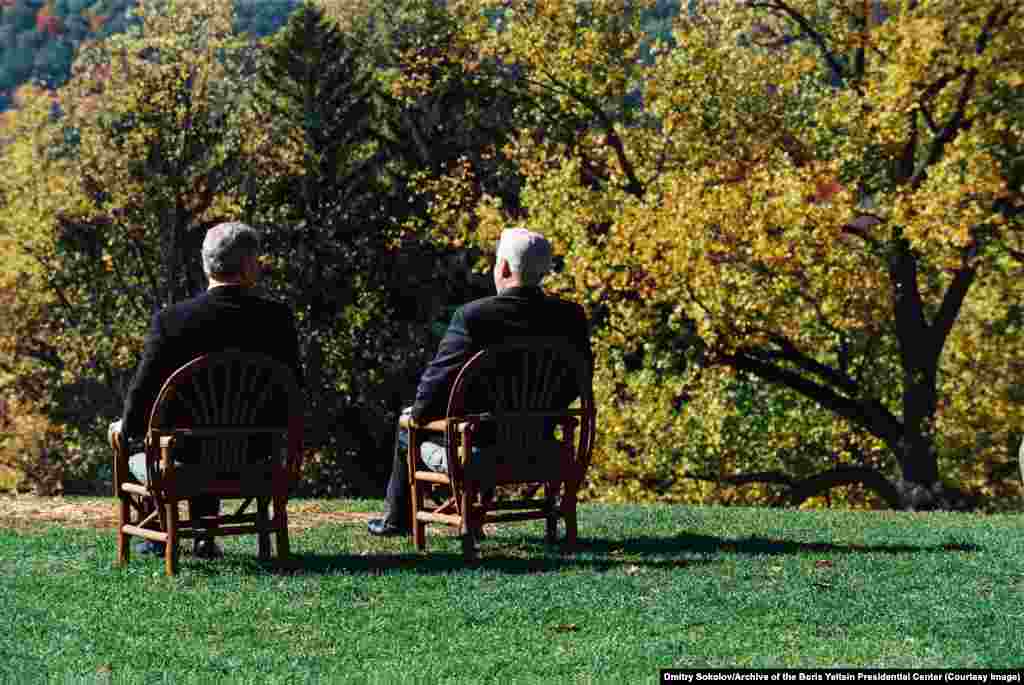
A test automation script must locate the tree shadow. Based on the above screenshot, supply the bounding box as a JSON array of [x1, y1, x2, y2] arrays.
[[575, 531, 981, 557], [184, 529, 977, 577]]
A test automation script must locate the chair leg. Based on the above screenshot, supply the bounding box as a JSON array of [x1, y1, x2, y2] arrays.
[[412, 483, 427, 552], [117, 493, 131, 565], [407, 433, 427, 551], [460, 485, 478, 561], [257, 497, 271, 560], [165, 501, 180, 577], [544, 481, 559, 544], [562, 491, 578, 547], [273, 495, 290, 560]]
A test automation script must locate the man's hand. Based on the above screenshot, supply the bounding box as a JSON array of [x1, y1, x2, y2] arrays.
[[108, 419, 123, 452]]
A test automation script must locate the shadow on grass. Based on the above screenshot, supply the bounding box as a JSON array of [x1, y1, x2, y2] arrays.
[[580, 532, 981, 557], [179, 530, 978, 577], [191, 549, 713, 577]]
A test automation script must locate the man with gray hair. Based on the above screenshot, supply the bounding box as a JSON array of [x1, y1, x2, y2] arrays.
[[369, 227, 592, 537], [114, 221, 302, 558]]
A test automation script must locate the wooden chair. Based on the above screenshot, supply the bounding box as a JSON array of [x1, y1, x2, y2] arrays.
[[111, 350, 303, 576], [403, 337, 595, 559]]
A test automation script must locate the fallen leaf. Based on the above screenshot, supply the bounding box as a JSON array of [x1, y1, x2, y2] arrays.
[[815, 560, 834, 569]]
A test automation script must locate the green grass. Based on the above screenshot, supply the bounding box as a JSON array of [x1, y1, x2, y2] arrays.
[[1, 500, 1022, 684]]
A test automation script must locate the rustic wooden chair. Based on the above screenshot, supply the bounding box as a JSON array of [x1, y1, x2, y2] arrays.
[[403, 337, 595, 559], [111, 350, 303, 576]]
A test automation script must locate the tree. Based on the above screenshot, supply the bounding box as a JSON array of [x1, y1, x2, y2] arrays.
[[241, 1, 402, 492], [0, 0, 254, 485], [242, 0, 504, 494], [432, 0, 1024, 509], [0, 84, 97, 491]]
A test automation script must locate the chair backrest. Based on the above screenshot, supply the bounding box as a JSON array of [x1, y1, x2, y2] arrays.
[[145, 350, 303, 495], [444, 337, 595, 484]]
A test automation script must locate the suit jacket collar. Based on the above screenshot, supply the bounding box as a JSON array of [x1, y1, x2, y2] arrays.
[[498, 285, 545, 299]]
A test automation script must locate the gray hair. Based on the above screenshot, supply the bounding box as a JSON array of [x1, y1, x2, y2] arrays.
[[201, 222, 261, 279], [496, 227, 552, 286]]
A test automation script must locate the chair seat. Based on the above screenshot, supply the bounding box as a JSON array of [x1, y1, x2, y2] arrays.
[[128, 452, 279, 485], [418, 439, 566, 488]]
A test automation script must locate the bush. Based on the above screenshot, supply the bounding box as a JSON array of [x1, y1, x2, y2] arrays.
[[0, 397, 68, 495]]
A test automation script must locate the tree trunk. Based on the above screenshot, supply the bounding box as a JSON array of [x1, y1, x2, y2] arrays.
[[898, 364, 940, 486], [892, 367, 978, 510]]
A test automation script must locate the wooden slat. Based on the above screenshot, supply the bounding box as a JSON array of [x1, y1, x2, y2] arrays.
[[416, 512, 462, 526], [483, 511, 555, 524], [191, 374, 211, 425], [400, 415, 448, 431], [413, 471, 451, 484], [450, 410, 587, 421], [192, 513, 263, 526], [189, 525, 277, 537], [486, 499, 553, 511], [135, 509, 160, 529], [426, 499, 457, 515], [232, 361, 248, 426], [121, 483, 151, 497], [246, 370, 275, 424], [121, 525, 167, 542], [219, 360, 233, 425], [153, 427, 288, 437], [538, 350, 558, 409]]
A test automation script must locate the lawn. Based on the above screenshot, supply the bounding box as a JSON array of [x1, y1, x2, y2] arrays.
[[0, 497, 1021, 683]]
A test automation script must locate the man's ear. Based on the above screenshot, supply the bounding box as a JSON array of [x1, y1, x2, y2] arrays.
[[243, 255, 260, 285], [498, 258, 512, 278]]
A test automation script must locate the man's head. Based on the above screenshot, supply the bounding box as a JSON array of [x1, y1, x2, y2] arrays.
[[202, 222, 262, 287], [493, 227, 552, 293]]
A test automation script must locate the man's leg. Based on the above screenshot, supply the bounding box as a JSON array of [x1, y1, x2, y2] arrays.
[[368, 412, 412, 536], [190, 497, 222, 558]]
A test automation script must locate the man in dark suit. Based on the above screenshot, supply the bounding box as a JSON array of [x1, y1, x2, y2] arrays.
[[368, 227, 592, 537], [111, 221, 302, 558]]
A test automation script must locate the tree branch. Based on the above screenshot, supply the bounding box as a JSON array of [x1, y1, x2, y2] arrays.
[[747, 1, 853, 92], [522, 73, 645, 197], [721, 351, 903, 445], [908, 7, 1010, 188], [747, 335, 860, 397], [685, 465, 903, 509], [911, 70, 976, 188], [930, 260, 977, 359]]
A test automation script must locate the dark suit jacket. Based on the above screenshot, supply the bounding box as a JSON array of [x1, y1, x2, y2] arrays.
[[411, 285, 592, 424], [121, 285, 303, 439]]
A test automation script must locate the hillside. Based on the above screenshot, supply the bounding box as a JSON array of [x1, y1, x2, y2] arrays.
[[0, 0, 300, 111]]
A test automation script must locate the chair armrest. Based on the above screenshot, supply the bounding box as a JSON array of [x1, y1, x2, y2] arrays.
[[463, 411, 582, 425], [109, 420, 128, 490], [399, 414, 448, 432]]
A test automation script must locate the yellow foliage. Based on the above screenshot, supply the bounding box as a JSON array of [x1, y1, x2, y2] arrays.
[[0, 398, 66, 495], [432, 0, 1024, 507]]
